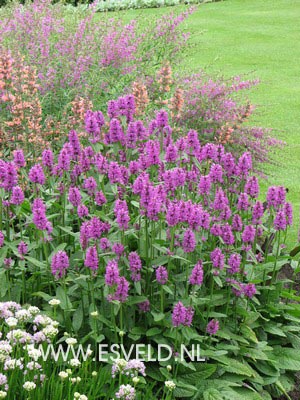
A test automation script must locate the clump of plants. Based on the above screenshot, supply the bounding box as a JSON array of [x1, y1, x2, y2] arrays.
[[0, 92, 299, 399]]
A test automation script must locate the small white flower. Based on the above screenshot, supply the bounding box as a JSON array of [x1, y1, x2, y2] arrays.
[[165, 380, 176, 391], [92, 371, 97, 377], [58, 371, 69, 380], [69, 358, 81, 367], [26, 345, 41, 361], [70, 377, 81, 383], [90, 311, 98, 317], [4, 358, 23, 370], [74, 393, 80, 399], [23, 381, 36, 391], [119, 330, 125, 337], [42, 325, 58, 338], [5, 317, 18, 328], [28, 306, 40, 315], [78, 396, 88, 400], [66, 337, 77, 346], [15, 309, 31, 322], [48, 299, 61, 306], [132, 376, 140, 384], [0, 391, 7, 399], [167, 365, 172, 371], [66, 369, 72, 375]]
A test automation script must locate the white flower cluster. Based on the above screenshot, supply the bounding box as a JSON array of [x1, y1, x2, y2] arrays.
[[111, 359, 146, 379], [0, 301, 59, 398]]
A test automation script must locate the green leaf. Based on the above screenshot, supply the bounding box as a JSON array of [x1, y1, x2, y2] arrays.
[[127, 296, 148, 306], [25, 256, 46, 269], [290, 245, 300, 257], [240, 325, 258, 343], [269, 346, 300, 370], [264, 323, 286, 337], [56, 286, 72, 310], [214, 356, 254, 377], [163, 285, 174, 295], [178, 364, 217, 386], [32, 291, 53, 301], [72, 305, 83, 332], [223, 388, 264, 400], [146, 327, 162, 337], [0, 270, 8, 298], [203, 388, 223, 400], [151, 311, 165, 322]]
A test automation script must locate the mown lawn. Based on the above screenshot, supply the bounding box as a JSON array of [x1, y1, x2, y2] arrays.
[[104, 0, 300, 245]]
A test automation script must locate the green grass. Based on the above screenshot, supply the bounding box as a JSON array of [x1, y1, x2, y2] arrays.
[[113, 0, 300, 246]]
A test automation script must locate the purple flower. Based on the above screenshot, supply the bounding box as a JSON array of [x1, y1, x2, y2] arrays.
[[105, 259, 120, 286], [31, 198, 48, 230], [165, 144, 178, 163], [68, 130, 81, 159], [13, 150, 26, 168], [228, 253, 241, 274], [58, 148, 71, 171], [213, 188, 228, 211], [274, 210, 287, 231], [95, 191, 106, 206], [237, 193, 250, 211], [1, 162, 18, 191], [156, 266, 168, 285], [156, 109, 169, 128], [83, 177, 97, 195], [221, 223, 235, 245], [18, 241, 28, 259], [128, 252, 142, 282], [84, 246, 99, 271], [252, 201, 264, 225], [51, 251, 69, 278], [284, 202, 293, 226], [112, 243, 124, 257], [100, 238, 111, 251], [198, 175, 212, 195], [206, 319, 219, 335], [42, 149, 54, 168], [237, 152, 252, 176], [108, 162, 122, 184], [113, 277, 130, 303], [109, 118, 124, 144], [29, 164, 45, 185], [77, 204, 89, 219], [243, 283, 256, 298], [10, 186, 25, 205], [210, 248, 225, 270], [138, 299, 150, 313], [232, 214, 243, 232], [209, 163, 223, 183], [245, 176, 259, 198], [0, 231, 4, 247], [182, 229, 196, 253], [172, 301, 194, 327], [68, 187, 82, 207], [241, 225, 256, 243], [115, 200, 130, 230], [189, 261, 203, 286]]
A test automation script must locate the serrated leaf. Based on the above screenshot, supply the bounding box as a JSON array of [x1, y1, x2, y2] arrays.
[[269, 346, 300, 370], [178, 364, 217, 386], [203, 388, 223, 400]]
